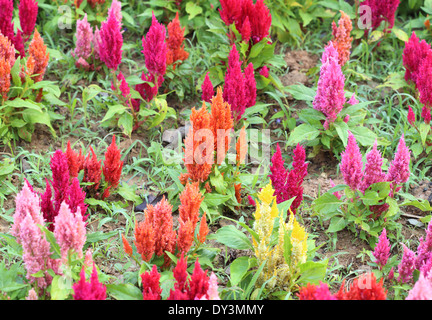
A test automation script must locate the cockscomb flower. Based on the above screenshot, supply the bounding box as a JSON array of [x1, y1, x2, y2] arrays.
[[67, 177, 88, 222], [331, 11, 352, 66], [248, 0, 272, 44], [14, 28, 26, 58], [298, 282, 337, 300], [93, 27, 101, 60], [181, 102, 213, 184], [73, 265, 107, 300], [0, 57, 11, 99], [386, 135, 410, 191], [102, 135, 123, 191], [19, 0, 38, 37], [340, 132, 363, 191], [197, 212, 209, 244], [142, 13, 167, 77], [65, 140, 85, 180], [398, 244, 416, 284], [108, 0, 122, 26], [259, 65, 269, 78], [360, 140, 385, 192], [0, 0, 14, 43], [27, 29, 49, 82], [223, 45, 246, 120], [210, 87, 234, 163], [236, 126, 247, 166], [372, 228, 391, 270], [240, 16, 251, 43], [406, 273, 432, 300], [99, 10, 123, 70], [141, 265, 162, 300], [402, 32, 431, 85], [421, 106, 431, 124], [363, 0, 400, 32], [418, 52, 432, 108], [134, 218, 155, 262], [135, 72, 163, 104], [313, 42, 346, 129], [203, 272, 220, 300], [201, 72, 214, 103], [415, 221, 432, 270], [244, 63, 256, 109], [219, 0, 243, 26], [83, 146, 102, 191], [0, 32, 16, 68], [336, 273, 387, 300], [407, 105, 416, 126], [40, 180, 55, 230], [50, 150, 71, 215], [166, 12, 189, 69], [179, 182, 203, 228], [54, 202, 86, 263], [177, 218, 195, 255], [121, 234, 133, 256], [72, 14, 93, 61]]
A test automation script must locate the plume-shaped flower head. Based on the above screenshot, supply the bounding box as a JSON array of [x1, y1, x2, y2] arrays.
[[19, 0, 39, 37], [372, 228, 391, 270], [166, 12, 189, 69], [99, 10, 123, 70], [298, 282, 337, 300], [103, 135, 123, 191], [386, 135, 410, 190], [142, 13, 167, 77], [331, 11, 352, 66], [397, 244, 416, 284], [73, 14, 93, 61], [73, 264, 107, 300], [141, 264, 162, 300], [339, 132, 363, 191], [201, 72, 214, 103], [336, 273, 387, 300], [27, 29, 49, 82]]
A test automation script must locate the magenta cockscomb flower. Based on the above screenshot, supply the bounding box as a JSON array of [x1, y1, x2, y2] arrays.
[[72, 14, 93, 61], [407, 106, 416, 126], [339, 132, 363, 191], [223, 44, 246, 120], [418, 52, 432, 108], [18, 0, 38, 37], [373, 228, 391, 270], [142, 13, 167, 78], [244, 63, 256, 109], [201, 72, 214, 103], [363, 0, 400, 32], [141, 264, 162, 300], [73, 264, 107, 300], [416, 221, 432, 270], [313, 42, 346, 130], [360, 140, 385, 192], [269, 143, 288, 203], [67, 177, 88, 221], [386, 135, 410, 192], [54, 202, 86, 263], [259, 65, 269, 78], [421, 106, 431, 124], [219, 0, 243, 26], [111, 72, 131, 101], [402, 32, 431, 85], [99, 10, 123, 70], [50, 150, 70, 214], [248, 0, 272, 44], [406, 274, 432, 300], [0, 0, 15, 43], [108, 0, 122, 26], [347, 93, 358, 106], [398, 244, 416, 284], [135, 72, 163, 103]]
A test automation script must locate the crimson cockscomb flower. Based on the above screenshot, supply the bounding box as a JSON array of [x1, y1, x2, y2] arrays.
[[298, 282, 337, 300], [103, 135, 123, 190], [386, 135, 410, 192], [142, 13, 167, 78], [40, 180, 55, 230], [248, 0, 272, 44], [54, 202, 86, 263], [331, 11, 352, 66], [244, 63, 256, 109], [99, 10, 122, 70], [415, 221, 432, 270], [83, 146, 102, 191], [259, 65, 269, 78], [50, 150, 70, 214], [188, 259, 210, 300], [313, 42, 346, 129], [372, 228, 391, 270], [219, 0, 243, 26], [166, 12, 189, 69], [67, 177, 88, 221], [73, 265, 107, 300], [72, 14, 93, 61], [0, 0, 15, 43], [362, 0, 400, 32], [141, 265, 162, 300], [18, 0, 38, 37], [360, 140, 385, 192], [407, 105, 416, 126], [27, 29, 49, 82], [223, 45, 246, 120], [240, 16, 251, 42], [398, 244, 416, 284], [402, 32, 431, 85], [65, 140, 85, 180], [418, 52, 432, 108], [201, 72, 214, 103], [340, 132, 363, 191], [421, 106, 431, 124], [135, 72, 163, 105], [336, 273, 387, 300]]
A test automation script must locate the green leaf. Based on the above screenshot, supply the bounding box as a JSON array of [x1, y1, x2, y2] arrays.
[[185, 2, 203, 20], [314, 193, 343, 215], [230, 256, 250, 287], [298, 260, 328, 285], [117, 183, 141, 204], [118, 112, 134, 136], [147, 98, 168, 129], [101, 104, 127, 123], [285, 84, 316, 102], [327, 216, 346, 233], [86, 230, 118, 244], [392, 27, 409, 42], [210, 167, 226, 195], [214, 225, 252, 250], [287, 123, 320, 146], [50, 275, 73, 300], [333, 121, 350, 147], [106, 283, 143, 300]]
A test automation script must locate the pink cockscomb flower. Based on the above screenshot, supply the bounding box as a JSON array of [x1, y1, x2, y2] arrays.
[[360, 140, 385, 192], [141, 264, 162, 300], [54, 202, 86, 263], [386, 135, 410, 193], [18, 0, 39, 37], [402, 32, 431, 85], [142, 13, 167, 78], [398, 244, 416, 284], [244, 63, 256, 109], [73, 264, 107, 300], [406, 274, 432, 300], [373, 228, 391, 270], [313, 42, 346, 129], [259, 65, 269, 78], [416, 221, 432, 270], [201, 72, 214, 103], [421, 106, 431, 124], [407, 106, 416, 126], [99, 10, 123, 70], [339, 132, 363, 191], [418, 52, 432, 108], [204, 272, 221, 300], [72, 14, 93, 61]]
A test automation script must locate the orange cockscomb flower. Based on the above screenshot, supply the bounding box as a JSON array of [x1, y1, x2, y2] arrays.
[[179, 182, 203, 228], [182, 102, 213, 183], [236, 126, 247, 166], [210, 87, 234, 164], [234, 183, 242, 206], [122, 234, 133, 256], [134, 218, 155, 262], [166, 12, 189, 69], [103, 135, 123, 189], [0, 33, 16, 68], [177, 217, 195, 254], [83, 146, 102, 191], [331, 11, 353, 67], [28, 29, 49, 82], [65, 141, 85, 180], [0, 58, 11, 99], [197, 212, 209, 244]]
